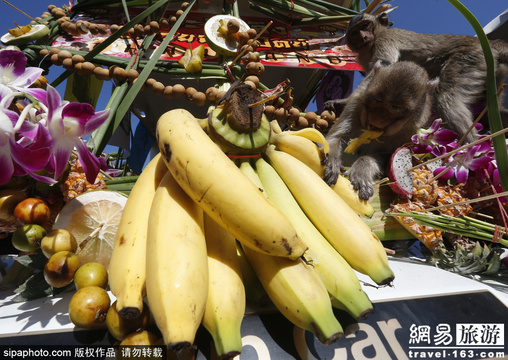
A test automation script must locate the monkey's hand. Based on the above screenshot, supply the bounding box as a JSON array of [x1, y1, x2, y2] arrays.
[[323, 155, 342, 186], [345, 156, 381, 200], [324, 98, 349, 117]]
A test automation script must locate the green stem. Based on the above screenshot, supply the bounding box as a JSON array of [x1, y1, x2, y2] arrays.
[[447, 0, 508, 193]]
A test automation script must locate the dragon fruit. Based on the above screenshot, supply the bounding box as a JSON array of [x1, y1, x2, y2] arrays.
[[387, 147, 413, 197]]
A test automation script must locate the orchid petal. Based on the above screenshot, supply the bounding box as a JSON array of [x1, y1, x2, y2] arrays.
[[0, 50, 27, 79], [0, 143, 13, 185], [23, 87, 48, 104], [84, 109, 109, 134], [455, 165, 469, 184], [51, 137, 74, 179], [75, 139, 101, 183], [9, 137, 51, 172], [434, 129, 458, 145], [10, 67, 44, 89], [434, 166, 454, 181]]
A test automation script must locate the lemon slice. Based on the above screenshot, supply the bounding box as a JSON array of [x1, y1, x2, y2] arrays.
[[53, 190, 127, 269], [1, 24, 49, 46], [204, 15, 250, 57]]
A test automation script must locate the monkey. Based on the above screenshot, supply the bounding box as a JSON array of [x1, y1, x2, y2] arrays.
[[325, 12, 508, 144], [323, 60, 438, 200]]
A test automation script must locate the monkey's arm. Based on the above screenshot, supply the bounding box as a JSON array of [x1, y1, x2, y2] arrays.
[[323, 102, 358, 186]]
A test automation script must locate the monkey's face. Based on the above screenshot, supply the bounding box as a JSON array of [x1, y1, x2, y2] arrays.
[[360, 95, 411, 136], [346, 20, 375, 52], [359, 62, 432, 137]]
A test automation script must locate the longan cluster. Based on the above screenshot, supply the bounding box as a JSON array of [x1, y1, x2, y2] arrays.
[[264, 105, 336, 131]]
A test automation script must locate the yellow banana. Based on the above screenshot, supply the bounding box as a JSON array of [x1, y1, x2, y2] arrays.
[[270, 129, 327, 177], [235, 240, 270, 307], [332, 175, 375, 218], [145, 171, 208, 349], [202, 214, 245, 359], [253, 157, 373, 320], [242, 243, 344, 345], [108, 153, 168, 319], [285, 126, 330, 154], [265, 146, 395, 286], [156, 108, 306, 259]]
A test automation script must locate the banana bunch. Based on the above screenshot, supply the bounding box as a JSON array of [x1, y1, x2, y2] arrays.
[[108, 84, 395, 356]]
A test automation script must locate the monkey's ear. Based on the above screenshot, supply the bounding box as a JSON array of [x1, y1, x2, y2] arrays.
[[427, 78, 439, 92], [377, 12, 389, 27]]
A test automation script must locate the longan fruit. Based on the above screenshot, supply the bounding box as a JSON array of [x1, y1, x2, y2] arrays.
[[163, 85, 174, 99], [227, 19, 240, 34], [152, 81, 165, 95], [191, 92, 207, 106], [205, 87, 218, 101], [304, 111, 318, 125], [264, 105, 276, 118], [62, 57, 74, 70], [126, 69, 139, 82], [288, 107, 301, 122], [315, 118, 329, 131], [172, 84, 186, 97], [295, 116, 309, 129], [81, 62, 96, 75], [320, 110, 336, 124]]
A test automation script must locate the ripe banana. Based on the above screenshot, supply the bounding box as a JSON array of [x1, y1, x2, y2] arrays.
[[270, 129, 327, 177], [265, 146, 395, 286], [241, 243, 344, 345], [145, 171, 208, 349], [285, 126, 330, 154], [108, 153, 168, 319], [254, 157, 373, 319], [156, 108, 306, 259], [332, 175, 375, 218], [235, 240, 270, 307], [202, 214, 245, 359]]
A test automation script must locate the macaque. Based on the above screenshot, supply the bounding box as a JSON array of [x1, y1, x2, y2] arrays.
[[324, 61, 438, 200], [327, 12, 508, 143]]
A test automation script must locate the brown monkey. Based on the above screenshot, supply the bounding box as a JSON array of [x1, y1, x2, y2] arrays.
[[329, 12, 508, 143], [324, 61, 438, 200]]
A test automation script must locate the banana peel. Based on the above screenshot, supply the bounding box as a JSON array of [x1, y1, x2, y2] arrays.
[[178, 44, 205, 73]]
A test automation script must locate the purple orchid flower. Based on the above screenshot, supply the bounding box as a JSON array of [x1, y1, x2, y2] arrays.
[[0, 50, 46, 102], [412, 119, 458, 154], [0, 105, 53, 185], [434, 141, 493, 184], [45, 85, 110, 183]]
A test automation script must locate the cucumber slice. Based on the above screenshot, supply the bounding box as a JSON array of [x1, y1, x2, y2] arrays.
[[1, 24, 50, 46], [204, 15, 250, 57]]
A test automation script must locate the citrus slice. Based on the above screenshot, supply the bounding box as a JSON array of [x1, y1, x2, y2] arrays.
[[1, 24, 50, 46], [53, 190, 128, 269], [204, 15, 250, 57]]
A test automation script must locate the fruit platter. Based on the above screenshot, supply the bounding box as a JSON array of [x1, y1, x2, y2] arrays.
[[0, 0, 507, 359]]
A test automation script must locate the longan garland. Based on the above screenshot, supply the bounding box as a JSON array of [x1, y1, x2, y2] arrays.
[[35, 2, 335, 131]]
